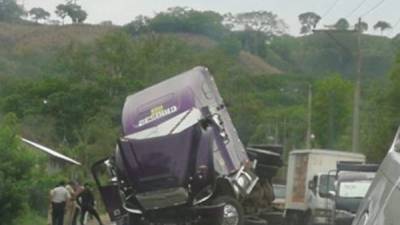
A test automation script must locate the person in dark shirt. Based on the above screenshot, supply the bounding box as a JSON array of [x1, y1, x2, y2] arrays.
[[76, 183, 103, 225]]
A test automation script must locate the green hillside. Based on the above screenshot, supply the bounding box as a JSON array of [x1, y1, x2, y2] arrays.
[[1, 9, 399, 164], [266, 32, 397, 78], [0, 22, 116, 77]]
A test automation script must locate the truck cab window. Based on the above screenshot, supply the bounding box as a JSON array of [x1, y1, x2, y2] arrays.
[[319, 174, 335, 197]]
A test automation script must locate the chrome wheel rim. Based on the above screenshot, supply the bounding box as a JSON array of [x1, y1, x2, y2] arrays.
[[222, 204, 239, 225]]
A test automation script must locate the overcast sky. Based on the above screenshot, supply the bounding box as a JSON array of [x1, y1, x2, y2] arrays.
[[19, 0, 400, 36]]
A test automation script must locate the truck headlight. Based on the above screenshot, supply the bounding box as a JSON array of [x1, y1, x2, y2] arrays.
[[237, 175, 250, 187]]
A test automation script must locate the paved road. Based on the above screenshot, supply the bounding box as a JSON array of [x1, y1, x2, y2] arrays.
[[85, 215, 285, 225], [86, 214, 111, 225]]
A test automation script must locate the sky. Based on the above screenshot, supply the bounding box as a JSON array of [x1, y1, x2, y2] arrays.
[[19, 0, 400, 36]]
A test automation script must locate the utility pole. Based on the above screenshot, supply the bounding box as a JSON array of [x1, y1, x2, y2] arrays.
[[306, 83, 313, 149], [313, 19, 363, 152], [352, 17, 363, 152]]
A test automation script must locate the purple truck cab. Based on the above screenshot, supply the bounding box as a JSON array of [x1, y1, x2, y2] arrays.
[[92, 67, 258, 225]]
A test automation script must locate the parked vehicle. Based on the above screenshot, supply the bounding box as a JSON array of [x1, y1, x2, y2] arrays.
[[352, 128, 400, 225], [330, 162, 378, 225], [246, 145, 284, 212], [258, 184, 286, 225], [284, 149, 365, 225], [246, 145, 284, 225], [272, 184, 286, 211], [91, 67, 276, 225]]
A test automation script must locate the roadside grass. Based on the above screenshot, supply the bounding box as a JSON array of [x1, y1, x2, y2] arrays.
[[14, 210, 47, 225]]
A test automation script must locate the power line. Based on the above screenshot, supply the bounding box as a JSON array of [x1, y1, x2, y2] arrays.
[[321, 0, 341, 19], [388, 18, 400, 35], [393, 18, 400, 29], [346, 0, 369, 18], [360, 0, 385, 18]]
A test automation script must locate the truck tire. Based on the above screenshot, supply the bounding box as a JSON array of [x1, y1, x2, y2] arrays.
[[213, 196, 245, 225]]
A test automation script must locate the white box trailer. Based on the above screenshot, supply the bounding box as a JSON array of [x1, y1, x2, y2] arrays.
[[285, 149, 365, 225]]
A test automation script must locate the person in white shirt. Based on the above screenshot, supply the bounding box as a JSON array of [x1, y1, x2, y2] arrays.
[[50, 181, 71, 225]]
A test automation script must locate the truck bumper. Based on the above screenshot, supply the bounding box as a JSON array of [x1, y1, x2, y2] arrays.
[[334, 217, 354, 225], [143, 203, 225, 225], [313, 216, 331, 225]]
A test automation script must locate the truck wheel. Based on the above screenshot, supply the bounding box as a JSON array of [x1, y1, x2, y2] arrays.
[[213, 196, 245, 225]]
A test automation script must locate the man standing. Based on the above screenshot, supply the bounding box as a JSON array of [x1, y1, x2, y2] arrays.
[[51, 181, 71, 225], [77, 183, 104, 225], [72, 182, 84, 225]]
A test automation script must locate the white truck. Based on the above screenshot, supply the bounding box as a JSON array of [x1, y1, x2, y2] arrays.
[[284, 149, 365, 225]]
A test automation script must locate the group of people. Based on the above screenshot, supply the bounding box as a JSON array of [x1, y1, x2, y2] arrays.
[[49, 181, 104, 225]]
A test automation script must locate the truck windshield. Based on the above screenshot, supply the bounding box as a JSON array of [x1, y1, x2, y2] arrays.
[[338, 180, 372, 198], [319, 174, 335, 195]]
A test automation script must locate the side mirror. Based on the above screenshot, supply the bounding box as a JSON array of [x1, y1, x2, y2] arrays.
[[328, 190, 336, 199], [319, 190, 336, 199], [308, 180, 316, 193], [319, 189, 336, 199]]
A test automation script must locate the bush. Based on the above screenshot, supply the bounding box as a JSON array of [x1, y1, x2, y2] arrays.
[[14, 209, 47, 225], [0, 113, 36, 224]]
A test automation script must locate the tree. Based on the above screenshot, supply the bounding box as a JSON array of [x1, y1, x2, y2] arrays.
[[298, 12, 321, 34], [0, 0, 24, 22], [313, 75, 353, 148], [0, 113, 36, 224], [29, 7, 50, 23], [374, 21, 392, 35], [66, 3, 87, 23], [355, 21, 368, 33], [361, 52, 400, 161], [55, 4, 68, 24], [55, 2, 87, 24], [146, 7, 227, 40], [224, 11, 288, 36], [334, 18, 350, 30], [124, 15, 150, 35]]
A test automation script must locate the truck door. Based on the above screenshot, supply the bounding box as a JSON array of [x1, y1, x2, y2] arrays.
[[92, 158, 127, 222]]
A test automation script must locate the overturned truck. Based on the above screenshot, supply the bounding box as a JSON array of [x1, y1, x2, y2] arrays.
[[92, 67, 281, 225]]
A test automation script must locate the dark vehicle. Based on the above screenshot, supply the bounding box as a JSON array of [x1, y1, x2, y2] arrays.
[[91, 67, 266, 225], [330, 162, 378, 225], [352, 128, 400, 225]]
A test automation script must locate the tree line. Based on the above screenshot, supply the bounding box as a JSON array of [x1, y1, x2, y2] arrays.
[[1, 0, 396, 36], [0, 0, 87, 24], [299, 11, 393, 35]]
